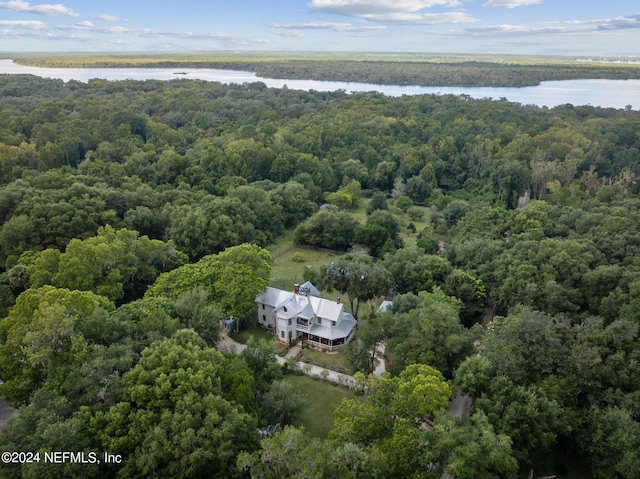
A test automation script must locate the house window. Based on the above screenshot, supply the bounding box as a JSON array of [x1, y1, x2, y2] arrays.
[[281, 331, 285, 338], [262, 304, 265, 309], [262, 315, 266, 322], [283, 306, 288, 312], [317, 318, 322, 324], [288, 318, 292, 326]]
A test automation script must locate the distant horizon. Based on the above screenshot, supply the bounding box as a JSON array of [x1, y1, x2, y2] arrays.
[[0, 1, 639, 56], [3, 51, 640, 63]]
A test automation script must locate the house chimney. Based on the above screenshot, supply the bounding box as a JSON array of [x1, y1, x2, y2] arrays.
[[336, 297, 341, 304], [294, 284, 299, 294]]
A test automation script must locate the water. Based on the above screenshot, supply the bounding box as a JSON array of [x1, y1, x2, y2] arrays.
[[1, 59, 639, 110]]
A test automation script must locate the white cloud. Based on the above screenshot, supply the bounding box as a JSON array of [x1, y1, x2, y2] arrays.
[[361, 12, 476, 24], [270, 21, 386, 32], [57, 23, 132, 33], [307, 0, 476, 24], [96, 14, 120, 22], [106, 26, 130, 33], [0, 1, 79, 17], [439, 13, 640, 38], [54, 20, 268, 47], [598, 13, 640, 30], [460, 24, 586, 36], [0, 19, 47, 29], [309, 0, 461, 15], [275, 30, 305, 37], [482, 0, 542, 8]]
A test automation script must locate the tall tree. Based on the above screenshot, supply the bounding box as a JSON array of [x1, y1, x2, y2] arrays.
[[28, 225, 187, 303], [423, 411, 518, 479], [238, 426, 329, 479], [385, 289, 473, 378], [0, 286, 114, 406], [146, 243, 271, 321], [319, 252, 390, 319], [294, 208, 358, 251], [93, 335, 258, 479]]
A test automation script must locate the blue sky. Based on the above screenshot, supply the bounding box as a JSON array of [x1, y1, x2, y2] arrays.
[[1, 1, 639, 56]]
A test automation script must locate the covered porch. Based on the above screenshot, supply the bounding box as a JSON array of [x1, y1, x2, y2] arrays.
[[304, 329, 355, 352]]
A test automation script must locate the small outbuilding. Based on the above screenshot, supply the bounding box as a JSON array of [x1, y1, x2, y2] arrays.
[[221, 316, 237, 333]]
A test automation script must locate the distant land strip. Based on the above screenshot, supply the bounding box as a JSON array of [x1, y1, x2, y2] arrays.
[[8, 52, 640, 87]]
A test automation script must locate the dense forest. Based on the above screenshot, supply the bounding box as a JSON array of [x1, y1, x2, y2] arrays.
[[10, 52, 640, 87], [0, 72, 639, 478]]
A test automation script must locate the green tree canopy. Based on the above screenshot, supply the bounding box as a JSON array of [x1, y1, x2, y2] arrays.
[[332, 364, 452, 445], [28, 225, 186, 303], [385, 289, 474, 378], [0, 286, 114, 406], [319, 252, 391, 319], [423, 411, 518, 479], [238, 426, 329, 479], [146, 243, 271, 320], [93, 336, 258, 479], [294, 208, 358, 251]]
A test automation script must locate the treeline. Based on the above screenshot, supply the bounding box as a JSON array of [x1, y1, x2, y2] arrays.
[[1, 73, 640, 477], [252, 60, 640, 87], [10, 54, 640, 87]]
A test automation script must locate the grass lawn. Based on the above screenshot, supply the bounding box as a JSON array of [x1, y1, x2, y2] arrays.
[[266, 228, 296, 254], [232, 324, 288, 355], [284, 374, 362, 438], [301, 346, 351, 374], [269, 246, 339, 291], [392, 201, 431, 249], [350, 198, 369, 223], [233, 324, 275, 345]]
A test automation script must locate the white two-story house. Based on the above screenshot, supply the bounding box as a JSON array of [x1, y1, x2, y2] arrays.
[[255, 281, 357, 351]]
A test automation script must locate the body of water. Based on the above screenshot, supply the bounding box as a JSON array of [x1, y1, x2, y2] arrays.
[[1, 59, 639, 110]]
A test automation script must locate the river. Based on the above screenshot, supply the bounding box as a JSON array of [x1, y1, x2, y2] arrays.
[[1, 59, 639, 110]]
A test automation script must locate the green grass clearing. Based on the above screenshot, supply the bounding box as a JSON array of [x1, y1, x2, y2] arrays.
[[301, 346, 351, 374], [393, 201, 431, 249], [283, 374, 361, 438], [266, 228, 296, 254], [350, 198, 369, 223], [269, 246, 338, 289], [232, 324, 288, 355]]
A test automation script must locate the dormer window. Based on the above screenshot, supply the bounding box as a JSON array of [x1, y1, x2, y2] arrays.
[[283, 306, 288, 312]]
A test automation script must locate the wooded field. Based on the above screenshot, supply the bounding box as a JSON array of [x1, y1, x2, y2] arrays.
[[0, 72, 639, 478], [9, 51, 640, 87]]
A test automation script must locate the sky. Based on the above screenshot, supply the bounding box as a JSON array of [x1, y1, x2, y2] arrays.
[[0, 1, 639, 57]]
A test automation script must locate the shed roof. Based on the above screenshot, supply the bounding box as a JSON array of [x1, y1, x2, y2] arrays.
[[378, 300, 394, 313]]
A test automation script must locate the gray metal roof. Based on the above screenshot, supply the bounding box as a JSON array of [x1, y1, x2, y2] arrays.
[[256, 286, 357, 341], [378, 300, 394, 313], [299, 281, 320, 297], [308, 313, 357, 340]]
